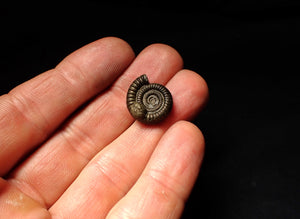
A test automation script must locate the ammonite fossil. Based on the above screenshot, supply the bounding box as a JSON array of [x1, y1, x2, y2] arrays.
[[126, 74, 172, 124]]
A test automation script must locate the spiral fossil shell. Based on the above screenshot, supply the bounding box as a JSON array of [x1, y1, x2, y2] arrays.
[[126, 74, 173, 124]]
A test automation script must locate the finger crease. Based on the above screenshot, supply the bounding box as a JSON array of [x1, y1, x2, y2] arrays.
[[146, 168, 185, 202], [8, 178, 49, 209], [60, 123, 100, 162], [6, 93, 49, 139], [108, 81, 128, 99], [93, 155, 133, 196], [55, 58, 90, 89]]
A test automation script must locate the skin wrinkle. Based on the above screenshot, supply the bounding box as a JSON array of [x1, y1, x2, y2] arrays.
[[59, 125, 96, 164], [8, 178, 48, 209], [9, 136, 86, 209], [107, 176, 184, 219], [9, 71, 53, 95], [10, 156, 52, 206], [6, 92, 49, 140], [55, 58, 94, 93], [53, 66, 86, 101], [82, 92, 115, 125], [108, 81, 129, 103], [0, 178, 51, 218], [0, 97, 26, 145], [145, 168, 185, 203], [64, 91, 130, 150], [7, 68, 88, 144], [58, 105, 111, 161], [92, 154, 134, 196], [0, 95, 48, 176]]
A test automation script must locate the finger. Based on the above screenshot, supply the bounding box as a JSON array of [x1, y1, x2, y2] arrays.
[[0, 37, 135, 176], [106, 121, 205, 219], [49, 70, 208, 218], [9, 44, 184, 206]]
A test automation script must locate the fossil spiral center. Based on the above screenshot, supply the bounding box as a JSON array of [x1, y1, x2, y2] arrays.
[[142, 90, 164, 112], [148, 95, 158, 105]]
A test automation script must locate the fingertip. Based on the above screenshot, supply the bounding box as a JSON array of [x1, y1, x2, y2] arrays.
[[97, 36, 136, 58], [141, 43, 184, 75], [54, 36, 136, 94], [168, 70, 209, 121], [150, 120, 205, 203], [150, 120, 206, 178], [111, 42, 184, 95], [193, 71, 209, 108], [178, 70, 209, 106], [58, 36, 135, 72], [169, 120, 205, 156]]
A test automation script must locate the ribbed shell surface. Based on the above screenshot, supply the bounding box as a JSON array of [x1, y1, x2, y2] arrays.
[[126, 74, 173, 124]]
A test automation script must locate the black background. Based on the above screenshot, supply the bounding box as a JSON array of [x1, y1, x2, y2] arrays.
[[1, 1, 299, 218]]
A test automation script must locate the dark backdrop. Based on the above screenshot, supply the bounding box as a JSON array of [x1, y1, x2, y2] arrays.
[[1, 1, 299, 218]]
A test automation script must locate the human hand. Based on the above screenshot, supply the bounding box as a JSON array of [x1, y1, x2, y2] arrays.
[[0, 37, 208, 218]]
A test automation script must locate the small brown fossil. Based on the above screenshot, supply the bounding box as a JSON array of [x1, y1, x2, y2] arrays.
[[126, 74, 173, 124]]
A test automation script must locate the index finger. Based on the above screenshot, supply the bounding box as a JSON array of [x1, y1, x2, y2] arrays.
[[0, 37, 135, 176]]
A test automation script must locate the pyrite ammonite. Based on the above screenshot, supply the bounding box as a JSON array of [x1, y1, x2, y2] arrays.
[[126, 74, 172, 124]]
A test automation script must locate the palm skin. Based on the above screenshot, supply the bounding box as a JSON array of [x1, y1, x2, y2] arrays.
[[0, 37, 208, 218]]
